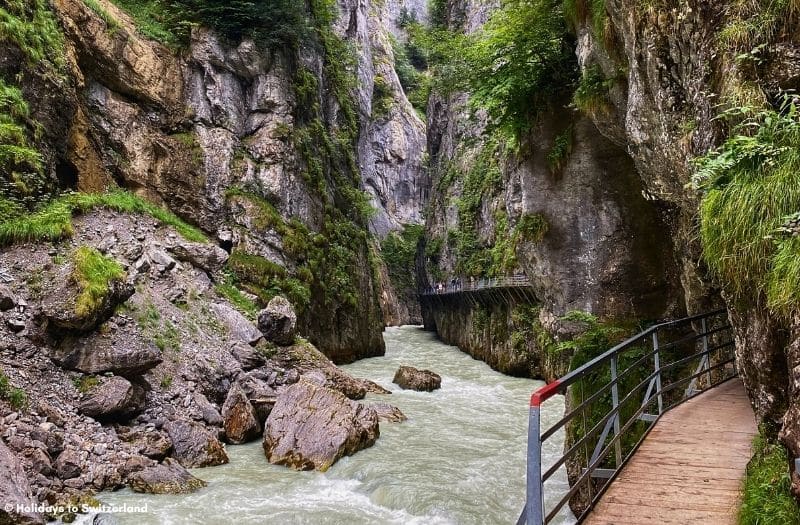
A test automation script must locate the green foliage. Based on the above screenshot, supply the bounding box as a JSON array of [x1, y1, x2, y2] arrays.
[[390, 34, 431, 117], [227, 250, 312, 311], [0, 77, 46, 211], [0, 0, 65, 66], [381, 224, 424, 294], [695, 96, 800, 317], [372, 75, 393, 119], [563, 0, 609, 38], [0, 190, 207, 246], [428, 0, 447, 28], [739, 431, 800, 525], [717, 0, 800, 51], [72, 376, 100, 393], [154, 320, 180, 352], [0, 369, 27, 410], [83, 0, 121, 32], [215, 273, 259, 319], [72, 246, 125, 317], [107, 0, 182, 47], [463, 0, 577, 141], [515, 213, 549, 245], [572, 65, 613, 118], [547, 126, 574, 172]]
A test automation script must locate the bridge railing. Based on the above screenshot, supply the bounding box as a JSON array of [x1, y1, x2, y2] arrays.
[[420, 275, 532, 295], [519, 309, 736, 525]]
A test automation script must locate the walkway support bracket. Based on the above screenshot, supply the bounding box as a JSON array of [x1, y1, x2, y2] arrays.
[[518, 309, 736, 525]]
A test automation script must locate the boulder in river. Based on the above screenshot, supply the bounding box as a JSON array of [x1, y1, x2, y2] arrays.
[[392, 366, 441, 392], [367, 403, 407, 423], [222, 383, 261, 444], [263, 380, 379, 471], [164, 419, 229, 468], [0, 440, 44, 524], [257, 296, 297, 346], [128, 458, 207, 494], [79, 376, 145, 421]]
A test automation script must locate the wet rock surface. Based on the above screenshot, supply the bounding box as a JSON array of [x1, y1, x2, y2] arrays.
[[127, 458, 206, 494], [392, 366, 441, 392], [163, 419, 229, 468], [263, 380, 380, 471], [222, 383, 260, 445]]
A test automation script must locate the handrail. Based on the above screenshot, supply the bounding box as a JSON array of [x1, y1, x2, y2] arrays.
[[419, 275, 533, 296], [519, 309, 736, 525]]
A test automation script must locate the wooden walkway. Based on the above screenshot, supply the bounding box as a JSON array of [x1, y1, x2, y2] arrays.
[[584, 379, 757, 525]]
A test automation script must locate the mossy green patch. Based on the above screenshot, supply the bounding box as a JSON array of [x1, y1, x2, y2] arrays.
[[739, 430, 800, 525], [72, 246, 125, 317], [0, 190, 207, 246]]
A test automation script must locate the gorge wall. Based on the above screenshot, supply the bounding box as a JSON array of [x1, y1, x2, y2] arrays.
[[419, 0, 683, 380]]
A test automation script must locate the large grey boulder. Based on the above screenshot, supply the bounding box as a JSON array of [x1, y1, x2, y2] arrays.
[[79, 376, 145, 421], [127, 458, 207, 494], [367, 403, 407, 423], [164, 419, 228, 468], [257, 296, 297, 346], [167, 241, 228, 273], [222, 383, 260, 444], [41, 275, 133, 333], [50, 330, 162, 377], [0, 440, 44, 524], [392, 366, 441, 392], [263, 380, 379, 471], [210, 302, 262, 344]]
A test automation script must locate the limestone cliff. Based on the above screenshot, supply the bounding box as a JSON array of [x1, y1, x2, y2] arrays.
[[420, 0, 682, 379], [2, 0, 437, 361], [572, 0, 800, 497]]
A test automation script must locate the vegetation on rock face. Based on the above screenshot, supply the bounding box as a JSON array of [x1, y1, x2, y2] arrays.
[[107, 0, 313, 49], [695, 96, 800, 318], [72, 246, 126, 317], [0, 190, 207, 245], [380, 224, 424, 295], [0, 0, 64, 211], [739, 430, 800, 525], [0, 369, 28, 410]]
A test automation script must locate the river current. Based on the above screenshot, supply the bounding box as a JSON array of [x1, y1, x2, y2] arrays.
[[88, 326, 574, 524]]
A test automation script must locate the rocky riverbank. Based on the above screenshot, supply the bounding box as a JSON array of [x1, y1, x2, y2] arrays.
[[0, 210, 402, 524]]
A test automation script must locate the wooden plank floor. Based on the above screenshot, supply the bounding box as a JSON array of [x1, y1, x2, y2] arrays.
[[583, 379, 757, 525]]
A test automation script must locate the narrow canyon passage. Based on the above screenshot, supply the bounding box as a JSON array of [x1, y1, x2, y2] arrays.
[[90, 327, 574, 524]]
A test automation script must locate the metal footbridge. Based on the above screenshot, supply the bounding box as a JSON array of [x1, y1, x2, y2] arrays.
[[519, 309, 757, 524]]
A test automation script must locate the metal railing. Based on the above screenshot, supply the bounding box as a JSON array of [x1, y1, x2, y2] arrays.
[[420, 275, 532, 296], [519, 309, 737, 524]]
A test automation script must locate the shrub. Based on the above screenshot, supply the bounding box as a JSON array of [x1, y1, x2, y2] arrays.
[[695, 96, 800, 317], [72, 246, 126, 317]]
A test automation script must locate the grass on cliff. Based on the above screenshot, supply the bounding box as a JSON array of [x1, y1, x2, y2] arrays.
[[739, 432, 800, 525], [695, 96, 800, 317], [0, 190, 207, 245], [72, 246, 125, 317]]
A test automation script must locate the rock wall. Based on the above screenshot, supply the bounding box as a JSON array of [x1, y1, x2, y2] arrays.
[[421, 0, 682, 379], [573, 0, 800, 496], [18, 0, 440, 360]]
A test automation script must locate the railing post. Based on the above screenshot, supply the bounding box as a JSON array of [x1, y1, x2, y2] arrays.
[[652, 331, 663, 415], [610, 355, 623, 467], [701, 317, 712, 388], [526, 403, 544, 525]]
